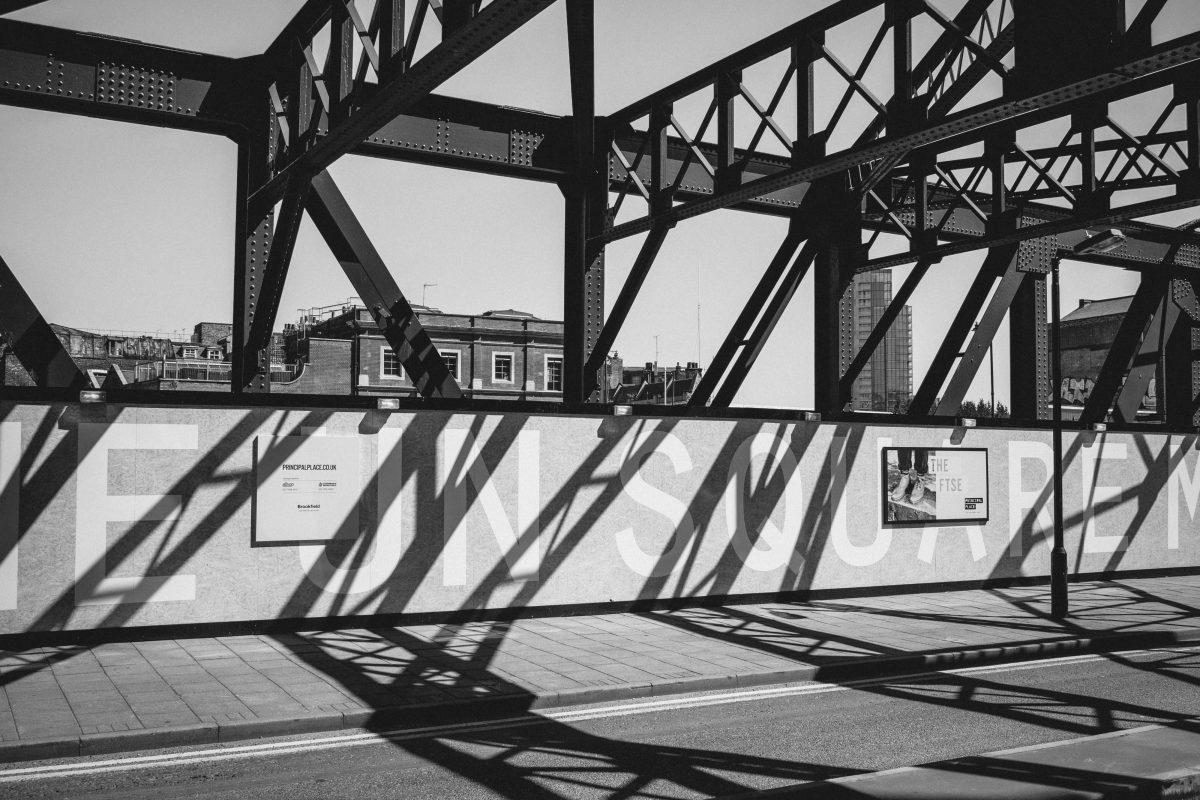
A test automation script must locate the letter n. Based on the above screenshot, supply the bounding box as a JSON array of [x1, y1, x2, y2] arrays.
[[442, 429, 541, 587]]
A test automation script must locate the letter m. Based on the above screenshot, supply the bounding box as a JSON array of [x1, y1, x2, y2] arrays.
[[1169, 438, 1200, 550]]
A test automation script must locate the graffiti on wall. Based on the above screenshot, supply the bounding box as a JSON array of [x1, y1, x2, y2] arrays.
[[1060, 376, 1156, 410]]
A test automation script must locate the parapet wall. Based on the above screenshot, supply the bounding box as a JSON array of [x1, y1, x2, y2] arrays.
[[1, 401, 1197, 635]]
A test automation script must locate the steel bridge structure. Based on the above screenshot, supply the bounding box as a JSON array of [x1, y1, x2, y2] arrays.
[[2, 0, 1200, 430]]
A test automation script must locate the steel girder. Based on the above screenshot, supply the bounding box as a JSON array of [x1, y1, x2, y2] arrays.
[[0, 19, 248, 134], [0, 253, 86, 388], [0, 19, 570, 181], [598, 11, 1200, 245], [2, 0, 1200, 425], [251, 0, 556, 208], [305, 170, 462, 399]]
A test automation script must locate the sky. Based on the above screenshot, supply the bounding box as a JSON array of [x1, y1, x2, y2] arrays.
[[0, 0, 1195, 409]]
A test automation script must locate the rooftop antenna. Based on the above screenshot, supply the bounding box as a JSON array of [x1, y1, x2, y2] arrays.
[[422, 283, 438, 306]]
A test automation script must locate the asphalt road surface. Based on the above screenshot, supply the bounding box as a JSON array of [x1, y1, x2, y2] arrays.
[[4, 645, 1199, 800]]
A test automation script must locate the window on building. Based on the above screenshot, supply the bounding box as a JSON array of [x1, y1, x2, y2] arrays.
[[381, 346, 402, 378], [206, 349, 223, 361], [440, 350, 461, 381], [492, 352, 513, 383], [545, 355, 563, 392], [181, 346, 199, 359]]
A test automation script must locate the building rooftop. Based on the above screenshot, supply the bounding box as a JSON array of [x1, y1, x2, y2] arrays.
[[1061, 295, 1134, 323], [480, 309, 540, 320]]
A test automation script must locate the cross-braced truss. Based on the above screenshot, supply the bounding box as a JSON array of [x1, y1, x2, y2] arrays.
[[1, 0, 1199, 428]]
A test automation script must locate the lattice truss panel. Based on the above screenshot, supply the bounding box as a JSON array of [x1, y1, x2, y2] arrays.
[[597, 0, 1200, 255]]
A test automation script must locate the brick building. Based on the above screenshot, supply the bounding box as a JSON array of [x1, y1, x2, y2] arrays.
[[3, 306, 701, 403], [292, 304, 566, 401]]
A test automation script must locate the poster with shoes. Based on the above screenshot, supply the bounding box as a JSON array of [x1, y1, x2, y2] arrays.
[[882, 447, 989, 525]]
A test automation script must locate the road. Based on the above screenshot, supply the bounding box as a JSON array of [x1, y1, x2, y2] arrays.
[[3, 645, 1199, 800]]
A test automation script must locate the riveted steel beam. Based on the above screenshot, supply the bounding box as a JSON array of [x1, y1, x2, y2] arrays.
[[600, 34, 1200, 245], [0, 19, 572, 180], [305, 169, 461, 399], [353, 94, 570, 180], [251, 0, 555, 207], [813, 191, 864, 416], [0, 253, 86, 389], [563, 0, 604, 403], [0, 19, 247, 134]]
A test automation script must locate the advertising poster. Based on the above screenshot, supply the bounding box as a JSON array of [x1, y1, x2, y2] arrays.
[[882, 447, 989, 525], [254, 435, 361, 543]]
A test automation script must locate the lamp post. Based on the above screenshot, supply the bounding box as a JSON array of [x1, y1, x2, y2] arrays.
[[1050, 257, 1068, 619]]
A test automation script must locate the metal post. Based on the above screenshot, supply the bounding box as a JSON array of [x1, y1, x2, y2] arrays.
[[1050, 258, 1068, 619], [989, 340, 995, 415]]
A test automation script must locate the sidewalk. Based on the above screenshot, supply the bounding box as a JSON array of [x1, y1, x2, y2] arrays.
[[2, 575, 1199, 763]]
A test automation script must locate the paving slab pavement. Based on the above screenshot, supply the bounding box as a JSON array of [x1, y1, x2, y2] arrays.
[[0, 575, 1198, 763]]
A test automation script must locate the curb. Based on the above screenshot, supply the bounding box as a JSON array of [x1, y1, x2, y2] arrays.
[[3, 626, 1199, 765]]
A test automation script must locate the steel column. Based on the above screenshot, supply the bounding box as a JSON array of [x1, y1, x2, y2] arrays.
[[1008, 271, 1050, 420], [813, 182, 862, 416], [562, 0, 603, 403], [1163, 297, 1200, 427], [231, 83, 278, 395]]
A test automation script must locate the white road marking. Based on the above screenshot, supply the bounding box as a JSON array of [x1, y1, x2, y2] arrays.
[[2, 643, 1196, 783]]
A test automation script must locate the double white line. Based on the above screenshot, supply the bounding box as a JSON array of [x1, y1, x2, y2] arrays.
[[1, 644, 1190, 783]]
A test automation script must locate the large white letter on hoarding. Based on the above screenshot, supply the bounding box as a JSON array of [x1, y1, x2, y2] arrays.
[[830, 435, 892, 567], [0, 422, 19, 611], [1168, 437, 1200, 550], [300, 428, 407, 594], [442, 428, 541, 587], [1007, 440, 1054, 557], [616, 429, 698, 578], [724, 430, 804, 572], [1081, 440, 1127, 554], [75, 423, 198, 606]]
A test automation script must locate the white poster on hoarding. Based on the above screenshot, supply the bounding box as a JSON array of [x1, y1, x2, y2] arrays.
[[255, 435, 361, 543], [882, 447, 989, 525]]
